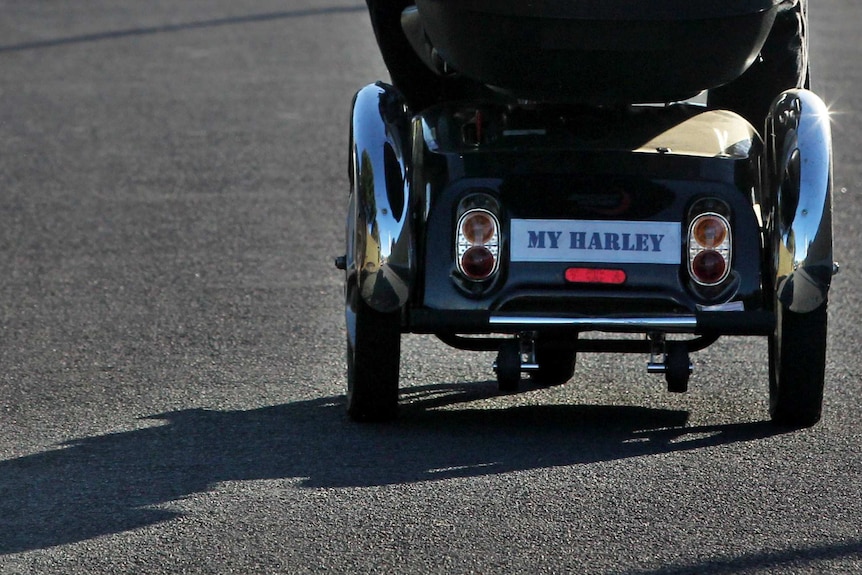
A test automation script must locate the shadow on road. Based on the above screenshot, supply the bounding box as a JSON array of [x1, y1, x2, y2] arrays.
[[0, 5, 366, 53], [621, 539, 862, 575], [1, 380, 800, 554]]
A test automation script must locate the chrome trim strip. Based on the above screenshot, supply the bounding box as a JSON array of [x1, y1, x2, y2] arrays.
[[489, 315, 698, 333]]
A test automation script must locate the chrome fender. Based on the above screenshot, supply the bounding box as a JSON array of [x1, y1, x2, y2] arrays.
[[346, 83, 413, 313], [765, 89, 833, 313]]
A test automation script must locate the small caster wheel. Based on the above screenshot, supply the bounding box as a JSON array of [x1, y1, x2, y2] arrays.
[[665, 341, 691, 393], [496, 339, 521, 393], [532, 340, 577, 387]]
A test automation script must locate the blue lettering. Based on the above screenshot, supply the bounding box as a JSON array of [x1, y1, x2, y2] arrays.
[[528, 230, 563, 249], [560, 229, 667, 252], [649, 234, 665, 252], [569, 232, 586, 250], [527, 231, 545, 249]]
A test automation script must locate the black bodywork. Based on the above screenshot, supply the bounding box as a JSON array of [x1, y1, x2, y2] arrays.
[[410, 103, 770, 336], [342, 0, 833, 426]]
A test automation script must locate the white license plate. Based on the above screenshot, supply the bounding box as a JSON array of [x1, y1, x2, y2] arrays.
[[510, 219, 681, 264]]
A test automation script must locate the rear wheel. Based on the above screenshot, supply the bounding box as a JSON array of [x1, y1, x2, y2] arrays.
[[769, 301, 827, 427], [346, 283, 401, 422]]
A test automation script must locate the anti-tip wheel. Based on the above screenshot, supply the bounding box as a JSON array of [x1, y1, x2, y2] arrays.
[[496, 339, 521, 393]]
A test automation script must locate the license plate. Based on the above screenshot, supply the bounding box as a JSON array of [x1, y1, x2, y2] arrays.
[[510, 219, 681, 264]]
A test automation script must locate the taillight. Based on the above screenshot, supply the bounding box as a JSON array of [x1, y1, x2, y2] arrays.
[[688, 213, 731, 286], [457, 208, 500, 280]]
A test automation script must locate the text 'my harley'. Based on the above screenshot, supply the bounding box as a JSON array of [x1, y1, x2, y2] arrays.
[[510, 219, 681, 264]]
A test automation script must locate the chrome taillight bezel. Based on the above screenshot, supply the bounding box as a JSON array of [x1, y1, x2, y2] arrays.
[[687, 211, 732, 286], [456, 207, 501, 281]]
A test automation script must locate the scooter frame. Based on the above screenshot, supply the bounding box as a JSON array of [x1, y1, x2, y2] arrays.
[[340, 84, 833, 426]]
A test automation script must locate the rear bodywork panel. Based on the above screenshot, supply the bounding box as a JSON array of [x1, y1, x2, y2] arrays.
[[346, 84, 833, 344], [408, 102, 770, 337]]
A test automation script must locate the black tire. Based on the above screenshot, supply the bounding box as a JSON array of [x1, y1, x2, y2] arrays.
[[769, 301, 827, 427], [531, 340, 577, 387], [664, 341, 690, 393], [496, 339, 521, 393], [346, 283, 401, 422]]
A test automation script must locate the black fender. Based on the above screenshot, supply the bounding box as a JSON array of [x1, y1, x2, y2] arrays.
[[764, 89, 833, 313], [346, 83, 414, 313]]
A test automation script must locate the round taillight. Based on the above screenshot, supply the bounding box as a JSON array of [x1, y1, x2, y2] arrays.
[[456, 207, 500, 281], [691, 250, 727, 285], [691, 215, 728, 248], [687, 212, 731, 286], [461, 211, 496, 244], [460, 246, 496, 279]]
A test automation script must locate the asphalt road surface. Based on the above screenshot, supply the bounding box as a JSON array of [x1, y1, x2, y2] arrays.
[[1, 1, 860, 573]]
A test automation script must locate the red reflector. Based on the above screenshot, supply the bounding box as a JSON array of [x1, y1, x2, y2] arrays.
[[565, 268, 627, 285], [691, 250, 727, 285], [461, 246, 496, 279]]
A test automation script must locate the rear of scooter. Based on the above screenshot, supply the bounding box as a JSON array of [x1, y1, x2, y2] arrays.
[[339, 0, 834, 426]]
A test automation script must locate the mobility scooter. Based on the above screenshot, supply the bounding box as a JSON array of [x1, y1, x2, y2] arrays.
[[338, 0, 835, 426]]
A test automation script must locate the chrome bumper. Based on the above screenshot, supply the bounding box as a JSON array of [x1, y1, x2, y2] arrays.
[[409, 309, 775, 336], [489, 315, 697, 332]]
